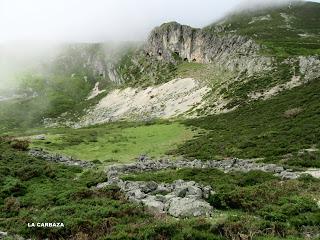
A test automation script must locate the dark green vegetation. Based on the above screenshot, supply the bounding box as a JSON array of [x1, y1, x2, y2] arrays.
[[208, 1, 320, 57], [174, 78, 320, 168], [0, 137, 290, 240], [2, 136, 319, 240], [123, 168, 320, 239], [0, 138, 214, 239]]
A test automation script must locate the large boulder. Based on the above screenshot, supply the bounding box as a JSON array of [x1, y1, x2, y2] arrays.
[[153, 183, 171, 195], [142, 196, 165, 213], [166, 197, 213, 217], [140, 181, 158, 193], [185, 186, 203, 199], [172, 180, 203, 199], [127, 189, 147, 201], [278, 170, 301, 180], [96, 182, 110, 189]]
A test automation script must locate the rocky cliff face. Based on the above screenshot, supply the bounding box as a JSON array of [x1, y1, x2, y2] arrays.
[[144, 22, 273, 75]]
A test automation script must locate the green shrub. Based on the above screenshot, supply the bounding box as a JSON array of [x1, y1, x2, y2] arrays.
[[10, 140, 30, 151]]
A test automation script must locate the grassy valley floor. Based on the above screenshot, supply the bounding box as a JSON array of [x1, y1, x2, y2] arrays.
[[28, 121, 194, 164]]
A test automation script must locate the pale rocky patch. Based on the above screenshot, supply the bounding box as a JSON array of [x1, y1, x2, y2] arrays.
[[249, 14, 272, 24], [80, 78, 210, 126], [87, 82, 106, 100], [249, 75, 303, 100]]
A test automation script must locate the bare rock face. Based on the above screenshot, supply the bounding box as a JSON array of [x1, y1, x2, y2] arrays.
[[145, 22, 272, 75]]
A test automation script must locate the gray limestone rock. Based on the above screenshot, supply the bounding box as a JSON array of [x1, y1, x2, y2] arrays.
[[186, 186, 203, 199], [145, 22, 273, 75], [142, 196, 165, 213], [34, 134, 46, 140], [166, 197, 213, 217], [140, 181, 158, 193], [127, 189, 147, 200]]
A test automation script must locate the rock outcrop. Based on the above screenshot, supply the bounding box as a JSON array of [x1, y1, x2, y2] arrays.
[[145, 22, 273, 75], [299, 56, 320, 81], [97, 178, 214, 218], [96, 157, 319, 217]]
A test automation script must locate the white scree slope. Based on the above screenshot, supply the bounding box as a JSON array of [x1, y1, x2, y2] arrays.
[[80, 78, 210, 126]]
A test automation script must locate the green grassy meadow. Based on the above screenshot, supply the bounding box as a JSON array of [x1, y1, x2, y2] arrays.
[[30, 122, 193, 163]]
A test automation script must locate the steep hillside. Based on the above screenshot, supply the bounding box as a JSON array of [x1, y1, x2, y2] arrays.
[[72, 1, 320, 126]]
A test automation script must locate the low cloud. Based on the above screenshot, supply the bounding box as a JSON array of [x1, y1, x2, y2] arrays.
[[233, 0, 299, 12]]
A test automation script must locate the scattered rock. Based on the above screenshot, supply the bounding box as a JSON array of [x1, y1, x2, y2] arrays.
[[104, 157, 313, 180], [186, 186, 203, 199], [127, 189, 147, 200], [78, 78, 210, 126], [140, 181, 158, 193], [278, 171, 301, 180], [96, 182, 110, 189], [28, 149, 94, 168], [95, 157, 319, 218]]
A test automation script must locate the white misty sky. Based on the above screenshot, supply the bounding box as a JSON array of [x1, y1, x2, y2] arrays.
[[0, 0, 319, 43]]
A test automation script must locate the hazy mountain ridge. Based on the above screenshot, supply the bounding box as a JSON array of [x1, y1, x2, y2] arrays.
[[75, 1, 319, 125], [0, 1, 319, 129]]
